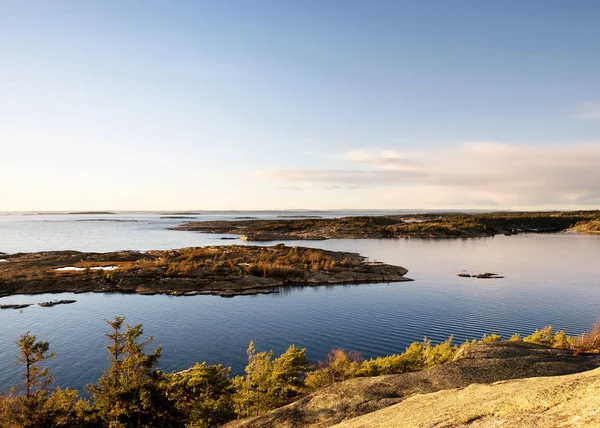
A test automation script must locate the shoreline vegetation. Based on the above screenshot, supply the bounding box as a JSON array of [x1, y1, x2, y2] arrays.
[[173, 210, 600, 241], [1, 318, 599, 427], [0, 245, 411, 299]]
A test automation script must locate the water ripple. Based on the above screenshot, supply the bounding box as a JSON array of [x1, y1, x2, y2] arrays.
[[1, 218, 600, 392]]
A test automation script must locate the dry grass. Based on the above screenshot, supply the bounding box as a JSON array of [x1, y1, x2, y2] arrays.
[[135, 258, 167, 270], [135, 246, 345, 280], [180, 247, 220, 261], [570, 219, 600, 233], [573, 320, 600, 353], [166, 261, 198, 276], [248, 262, 303, 279]]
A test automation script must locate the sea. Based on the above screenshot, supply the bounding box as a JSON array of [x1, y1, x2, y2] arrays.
[[1, 211, 599, 393]]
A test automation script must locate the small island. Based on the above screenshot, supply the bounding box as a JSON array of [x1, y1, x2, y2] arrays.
[[39, 299, 77, 307], [173, 211, 600, 241], [75, 219, 137, 222], [0, 245, 411, 298], [159, 212, 203, 216], [458, 272, 504, 279], [0, 303, 31, 309]]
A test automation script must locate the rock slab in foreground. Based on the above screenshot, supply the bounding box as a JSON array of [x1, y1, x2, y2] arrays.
[[335, 363, 600, 427], [0, 245, 411, 298]]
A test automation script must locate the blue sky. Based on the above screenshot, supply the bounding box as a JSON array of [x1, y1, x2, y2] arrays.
[[1, 1, 600, 210]]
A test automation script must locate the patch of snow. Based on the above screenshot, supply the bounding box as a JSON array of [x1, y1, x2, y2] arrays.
[[55, 266, 118, 272], [0, 259, 7, 262]]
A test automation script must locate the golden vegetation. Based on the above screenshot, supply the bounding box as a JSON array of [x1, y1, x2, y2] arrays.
[[570, 219, 600, 233], [574, 320, 600, 352], [3, 319, 600, 427], [142, 245, 348, 280]]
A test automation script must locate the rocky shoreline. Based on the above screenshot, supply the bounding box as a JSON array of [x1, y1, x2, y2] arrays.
[[173, 211, 600, 241], [0, 245, 411, 298]]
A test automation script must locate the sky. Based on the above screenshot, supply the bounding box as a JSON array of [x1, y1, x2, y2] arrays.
[[1, 0, 600, 211]]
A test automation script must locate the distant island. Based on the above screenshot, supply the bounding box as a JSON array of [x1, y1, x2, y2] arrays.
[[174, 211, 600, 241], [68, 211, 116, 215], [277, 215, 323, 219], [159, 212, 203, 216], [76, 219, 138, 222], [0, 245, 410, 298]]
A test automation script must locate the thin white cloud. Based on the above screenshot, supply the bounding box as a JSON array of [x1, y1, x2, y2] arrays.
[[259, 143, 600, 208], [573, 102, 600, 120], [262, 168, 424, 186], [344, 149, 420, 171]]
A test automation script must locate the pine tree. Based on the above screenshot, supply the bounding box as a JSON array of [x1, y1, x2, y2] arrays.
[[233, 342, 309, 418], [87, 316, 174, 427], [233, 341, 273, 417], [11, 332, 56, 427], [270, 344, 309, 403], [167, 362, 234, 427], [4, 332, 91, 428]]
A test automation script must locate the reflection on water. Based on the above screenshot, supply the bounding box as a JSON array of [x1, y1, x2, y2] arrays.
[[0, 213, 599, 393]]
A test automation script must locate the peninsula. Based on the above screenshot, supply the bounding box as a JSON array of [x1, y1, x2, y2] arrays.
[[0, 245, 411, 298], [173, 211, 600, 241]]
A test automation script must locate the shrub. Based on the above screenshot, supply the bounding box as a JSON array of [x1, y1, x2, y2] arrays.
[[479, 333, 502, 344], [423, 337, 458, 367], [523, 326, 560, 347], [304, 369, 332, 390], [305, 349, 362, 388], [314, 337, 459, 382], [552, 330, 575, 349], [573, 320, 600, 353], [233, 342, 310, 418], [508, 333, 522, 342], [358, 341, 426, 376], [167, 363, 234, 427]]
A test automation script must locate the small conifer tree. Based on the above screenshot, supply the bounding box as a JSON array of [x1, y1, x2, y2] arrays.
[[88, 316, 173, 427], [12, 332, 56, 427]]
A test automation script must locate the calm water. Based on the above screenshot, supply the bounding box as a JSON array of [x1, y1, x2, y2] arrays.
[[1, 212, 599, 393]]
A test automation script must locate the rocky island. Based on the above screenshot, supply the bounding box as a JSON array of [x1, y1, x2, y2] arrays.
[[0, 245, 411, 298], [173, 210, 600, 241], [458, 272, 504, 279]]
